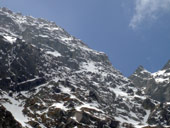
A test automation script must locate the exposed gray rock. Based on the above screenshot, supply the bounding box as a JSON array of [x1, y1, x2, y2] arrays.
[[129, 65, 153, 88], [142, 98, 155, 111], [130, 62, 170, 102]]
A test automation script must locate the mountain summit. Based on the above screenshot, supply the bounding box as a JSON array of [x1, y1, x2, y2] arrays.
[[130, 60, 170, 102], [128, 65, 152, 88], [0, 7, 170, 128]]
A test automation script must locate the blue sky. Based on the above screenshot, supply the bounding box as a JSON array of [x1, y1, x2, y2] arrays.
[[1, 0, 170, 76]]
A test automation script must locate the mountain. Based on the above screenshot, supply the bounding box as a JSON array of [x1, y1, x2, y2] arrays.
[[0, 7, 170, 128], [129, 65, 153, 88], [130, 61, 170, 102]]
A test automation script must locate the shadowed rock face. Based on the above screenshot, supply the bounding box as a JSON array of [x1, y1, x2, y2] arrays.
[[129, 62, 170, 102], [0, 7, 112, 93], [142, 98, 155, 111], [129, 65, 153, 88], [0, 37, 47, 91], [0, 105, 22, 128]]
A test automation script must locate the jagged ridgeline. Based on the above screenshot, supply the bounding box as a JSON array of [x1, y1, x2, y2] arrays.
[[129, 61, 170, 102], [0, 7, 170, 128]]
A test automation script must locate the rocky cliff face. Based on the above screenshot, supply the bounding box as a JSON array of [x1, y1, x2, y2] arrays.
[[129, 66, 153, 88], [129, 61, 170, 102], [0, 7, 170, 128]]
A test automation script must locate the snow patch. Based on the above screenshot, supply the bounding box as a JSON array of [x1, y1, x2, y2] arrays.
[[2, 94, 30, 127], [46, 51, 61, 57], [52, 102, 68, 111], [39, 34, 49, 38], [81, 61, 98, 73], [152, 70, 166, 77], [76, 103, 102, 112], [109, 87, 128, 97], [152, 70, 170, 83], [3, 35, 16, 44], [143, 110, 150, 123]]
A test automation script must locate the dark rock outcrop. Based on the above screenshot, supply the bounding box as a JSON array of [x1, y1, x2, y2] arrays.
[[142, 98, 155, 111]]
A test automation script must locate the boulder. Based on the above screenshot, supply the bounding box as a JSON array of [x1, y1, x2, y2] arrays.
[[142, 98, 155, 111]]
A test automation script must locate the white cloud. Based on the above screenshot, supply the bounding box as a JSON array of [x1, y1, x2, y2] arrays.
[[129, 0, 170, 29]]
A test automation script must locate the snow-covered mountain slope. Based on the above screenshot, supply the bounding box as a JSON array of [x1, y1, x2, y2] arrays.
[[130, 61, 170, 102], [0, 7, 169, 128], [129, 66, 153, 88], [0, 104, 22, 128]]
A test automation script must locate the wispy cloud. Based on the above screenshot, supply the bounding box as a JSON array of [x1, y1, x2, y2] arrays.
[[129, 0, 170, 29]]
